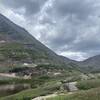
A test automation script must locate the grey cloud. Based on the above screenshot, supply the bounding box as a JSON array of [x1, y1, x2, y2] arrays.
[[1, 0, 47, 16], [52, 0, 96, 19], [1, 0, 100, 60], [38, 0, 100, 60]]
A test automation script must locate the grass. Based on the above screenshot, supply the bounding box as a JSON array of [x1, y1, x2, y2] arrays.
[[2, 79, 100, 100], [0, 77, 31, 85], [76, 79, 100, 90], [47, 87, 100, 100], [0, 81, 60, 100], [0, 88, 42, 100]]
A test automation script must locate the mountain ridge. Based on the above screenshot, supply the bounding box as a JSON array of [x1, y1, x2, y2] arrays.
[[0, 13, 100, 73], [0, 13, 77, 71]]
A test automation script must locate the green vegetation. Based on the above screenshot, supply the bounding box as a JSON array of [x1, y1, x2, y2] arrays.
[[77, 79, 100, 90], [47, 87, 100, 100], [0, 81, 60, 100], [1, 78, 100, 100], [0, 77, 31, 85], [31, 75, 51, 88], [0, 43, 29, 61]]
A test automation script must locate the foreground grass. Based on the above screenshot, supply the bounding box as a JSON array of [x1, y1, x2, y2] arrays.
[[47, 87, 100, 100], [0, 81, 60, 100]]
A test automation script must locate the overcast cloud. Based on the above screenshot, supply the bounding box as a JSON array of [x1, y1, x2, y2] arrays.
[[0, 0, 100, 61]]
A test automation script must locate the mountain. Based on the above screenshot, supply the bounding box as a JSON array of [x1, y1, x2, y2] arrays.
[[79, 55, 100, 73], [2, 13, 100, 74], [0, 13, 78, 72], [60, 56, 77, 64]]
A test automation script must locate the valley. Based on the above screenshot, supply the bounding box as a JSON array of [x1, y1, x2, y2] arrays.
[[0, 13, 100, 100]]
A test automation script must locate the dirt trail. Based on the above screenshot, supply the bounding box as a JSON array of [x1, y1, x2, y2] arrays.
[[32, 94, 57, 100]]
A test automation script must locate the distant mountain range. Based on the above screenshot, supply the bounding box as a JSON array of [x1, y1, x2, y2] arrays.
[[0, 13, 100, 73]]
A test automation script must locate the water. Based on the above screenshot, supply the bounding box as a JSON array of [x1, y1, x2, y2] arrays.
[[0, 84, 31, 97]]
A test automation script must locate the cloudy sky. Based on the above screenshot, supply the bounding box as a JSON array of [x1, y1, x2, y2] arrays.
[[0, 0, 100, 61]]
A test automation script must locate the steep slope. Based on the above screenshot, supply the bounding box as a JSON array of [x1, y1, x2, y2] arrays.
[[2, 13, 100, 74], [0, 13, 78, 72]]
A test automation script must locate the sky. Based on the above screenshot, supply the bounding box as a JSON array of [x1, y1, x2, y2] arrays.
[[0, 0, 100, 61]]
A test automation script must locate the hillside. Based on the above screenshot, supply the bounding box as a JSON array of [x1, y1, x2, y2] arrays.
[[0, 13, 79, 73], [1, 13, 100, 74], [79, 55, 100, 73]]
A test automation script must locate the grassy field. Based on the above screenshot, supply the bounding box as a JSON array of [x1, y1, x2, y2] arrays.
[[47, 87, 100, 100], [76, 79, 100, 90], [0, 81, 61, 100], [2, 79, 100, 100], [1, 76, 100, 100], [47, 79, 100, 100]]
